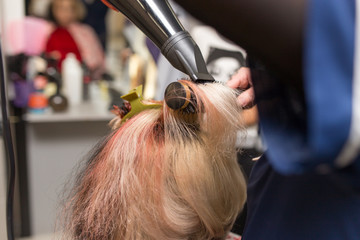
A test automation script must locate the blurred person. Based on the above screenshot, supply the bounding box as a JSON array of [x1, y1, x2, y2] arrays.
[[174, 0, 360, 239], [45, 0, 105, 79]]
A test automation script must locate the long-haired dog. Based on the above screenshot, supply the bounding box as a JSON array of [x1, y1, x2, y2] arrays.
[[61, 80, 247, 240]]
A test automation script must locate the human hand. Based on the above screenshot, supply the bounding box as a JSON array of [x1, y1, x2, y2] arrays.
[[227, 67, 255, 109]]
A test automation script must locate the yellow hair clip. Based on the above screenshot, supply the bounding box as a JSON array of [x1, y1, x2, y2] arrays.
[[120, 85, 162, 123]]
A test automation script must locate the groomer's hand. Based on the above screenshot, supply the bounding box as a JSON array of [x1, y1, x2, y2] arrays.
[[227, 67, 255, 109]]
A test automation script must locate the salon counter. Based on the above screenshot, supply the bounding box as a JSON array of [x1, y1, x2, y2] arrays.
[[21, 101, 113, 236]]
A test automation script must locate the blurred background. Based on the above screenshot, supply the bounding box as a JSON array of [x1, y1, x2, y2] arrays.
[[0, 0, 262, 239]]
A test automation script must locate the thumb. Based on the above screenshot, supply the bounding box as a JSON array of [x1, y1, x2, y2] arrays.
[[227, 67, 251, 89]]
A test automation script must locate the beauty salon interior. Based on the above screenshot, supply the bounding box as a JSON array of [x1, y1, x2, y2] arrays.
[[2, 0, 359, 240], [0, 0, 263, 239]]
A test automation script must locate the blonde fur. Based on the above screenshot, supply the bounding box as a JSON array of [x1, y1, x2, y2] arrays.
[[61, 80, 247, 240]]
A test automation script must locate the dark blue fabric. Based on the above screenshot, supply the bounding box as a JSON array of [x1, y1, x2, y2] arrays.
[[250, 64, 311, 174], [257, 0, 356, 174], [242, 0, 360, 239], [304, 0, 355, 163], [242, 155, 360, 240]]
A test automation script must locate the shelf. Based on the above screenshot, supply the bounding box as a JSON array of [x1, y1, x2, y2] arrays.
[[24, 101, 114, 123]]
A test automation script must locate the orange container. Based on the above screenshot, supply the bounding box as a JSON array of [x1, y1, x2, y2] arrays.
[[28, 92, 48, 109]]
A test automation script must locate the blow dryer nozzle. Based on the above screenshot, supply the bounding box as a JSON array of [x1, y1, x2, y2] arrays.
[[162, 31, 215, 83]]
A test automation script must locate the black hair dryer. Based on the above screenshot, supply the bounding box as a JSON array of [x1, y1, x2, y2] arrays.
[[101, 0, 214, 83]]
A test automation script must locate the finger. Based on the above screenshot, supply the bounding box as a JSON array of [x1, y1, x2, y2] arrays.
[[227, 67, 251, 89], [237, 87, 255, 109]]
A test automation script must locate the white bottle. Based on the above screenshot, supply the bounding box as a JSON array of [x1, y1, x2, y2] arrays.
[[62, 53, 83, 106]]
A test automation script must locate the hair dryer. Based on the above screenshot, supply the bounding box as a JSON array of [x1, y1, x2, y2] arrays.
[[101, 0, 214, 83]]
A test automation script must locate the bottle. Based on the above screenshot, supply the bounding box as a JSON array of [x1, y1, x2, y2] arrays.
[[49, 93, 68, 112], [28, 92, 48, 113], [62, 53, 83, 106], [49, 71, 68, 112], [28, 73, 48, 114]]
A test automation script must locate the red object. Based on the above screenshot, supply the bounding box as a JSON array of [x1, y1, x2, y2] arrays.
[[28, 92, 48, 109], [101, 0, 119, 11], [45, 27, 82, 70]]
